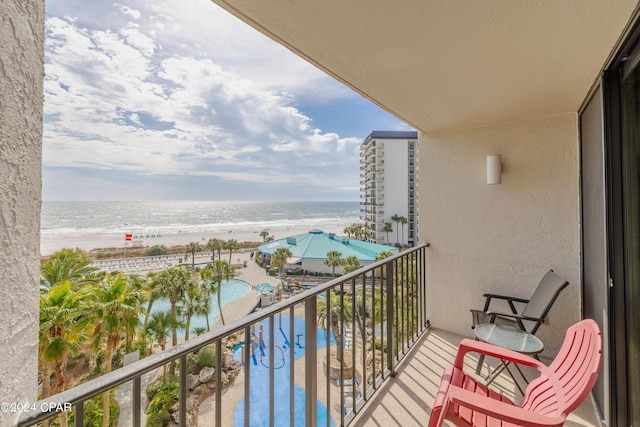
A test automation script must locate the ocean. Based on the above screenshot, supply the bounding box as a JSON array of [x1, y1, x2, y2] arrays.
[[41, 200, 361, 239]]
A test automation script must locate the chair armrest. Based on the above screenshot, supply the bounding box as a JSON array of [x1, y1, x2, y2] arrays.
[[453, 338, 544, 371], [481, 293, 529, 313], [446, 385, 564, 427], [486, 310, 544, 331], [486, 311, 544, 323], [482, 293, 530, 304]]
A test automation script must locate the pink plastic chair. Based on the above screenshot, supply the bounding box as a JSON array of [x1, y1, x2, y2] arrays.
[[428, 319, 602, 427]]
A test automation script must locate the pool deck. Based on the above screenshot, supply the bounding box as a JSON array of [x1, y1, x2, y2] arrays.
[[211, 249, 281, 326]]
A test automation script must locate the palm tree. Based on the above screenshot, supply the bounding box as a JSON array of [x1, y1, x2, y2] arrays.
[[324, 250, 343, 277], [89, 273, 143, 427], [374, 251, 393, 261], [39, 282, 88, 426], [383, 222, 393, 243], [146, 310, 183, 376], [198, 269, 215, 331], [374, 251, 393, 278], [355, 287, 383, 324], [317, 292, 352, 361], [146, 310, 181, 353], [270, 247, 293, 292], [179, 287, 205, 341], [352, 224, 361, 240], [259, 230, 270, 242], [185, 241, 201, 269], [391, 214, 400, 244], [207, 238, 225, 261], [40, 249, 97, 291], [358, 224, 370, 240], [224, 239, 240, 264], [204, 260, 236, 326], [153, 267, 193, 346], [142, 272, 162, 330], [343, 226, 353, 239], [399, 216, 408, 246], [341, 255, 362, 274]]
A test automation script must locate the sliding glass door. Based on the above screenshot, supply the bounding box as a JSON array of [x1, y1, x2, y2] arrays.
[[619, 62, 640, 426]]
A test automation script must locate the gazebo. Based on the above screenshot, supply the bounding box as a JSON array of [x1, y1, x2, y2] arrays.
[[257, 229, 397, 275]]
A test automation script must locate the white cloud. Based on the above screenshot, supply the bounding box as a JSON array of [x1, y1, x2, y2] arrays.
[[117, 4, 141, 20], [43, 2, 365, 194]]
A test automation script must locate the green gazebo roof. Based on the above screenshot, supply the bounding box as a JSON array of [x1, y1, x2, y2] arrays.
[[257, 229, 397, 261]]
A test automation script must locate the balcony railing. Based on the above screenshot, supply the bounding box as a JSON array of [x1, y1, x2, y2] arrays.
[[20, 244, 430, 427]]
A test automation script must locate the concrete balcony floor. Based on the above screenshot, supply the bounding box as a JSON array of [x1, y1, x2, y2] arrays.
[[352, 328, 603, 427]]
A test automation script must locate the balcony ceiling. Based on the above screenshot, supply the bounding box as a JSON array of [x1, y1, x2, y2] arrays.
[[211, 0, 638, 133]]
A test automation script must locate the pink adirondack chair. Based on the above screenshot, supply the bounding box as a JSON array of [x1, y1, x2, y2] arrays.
[[428, 319, 601, 427]]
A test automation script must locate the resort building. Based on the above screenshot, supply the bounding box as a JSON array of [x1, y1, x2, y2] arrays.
[[6, 1, 640, 426], [257, 229, 397, 275], [360, 131, 418, 246]]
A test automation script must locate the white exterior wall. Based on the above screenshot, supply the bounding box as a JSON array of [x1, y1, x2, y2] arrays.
[[0, 0, 44, 424], [303, 259, 342, 275], [382, 140, 409, 245], [419, 113, 580, 355]]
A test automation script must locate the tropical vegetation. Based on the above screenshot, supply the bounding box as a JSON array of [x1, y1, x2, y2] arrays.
[[383, 222, 393, 243], [201, 260, 236, 325], [224, 239, 240, 263], [36, 241, 244, 426], [269, 247, 293, 291], [207, 238, 225, 261], [185, 241, 202, 269], [343, 223, 369, 241], [317, 291, 352, 361], [324, 250, 343, 277]]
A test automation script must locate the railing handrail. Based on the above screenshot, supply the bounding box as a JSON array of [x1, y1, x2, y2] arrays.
[[19, 242, 429, 426]]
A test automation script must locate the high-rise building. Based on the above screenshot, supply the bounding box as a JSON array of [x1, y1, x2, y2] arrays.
[[360, 130, 418, 246]]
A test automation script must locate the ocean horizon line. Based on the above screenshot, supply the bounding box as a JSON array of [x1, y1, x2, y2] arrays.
[[42, 199, 359, 203]]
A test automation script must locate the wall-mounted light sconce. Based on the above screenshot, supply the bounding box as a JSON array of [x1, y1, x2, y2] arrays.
[[486, 155, 502, 185]]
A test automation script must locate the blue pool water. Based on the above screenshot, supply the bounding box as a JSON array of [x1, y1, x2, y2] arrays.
[[150, 279, 251, 336], [233, 314, 336, 427]]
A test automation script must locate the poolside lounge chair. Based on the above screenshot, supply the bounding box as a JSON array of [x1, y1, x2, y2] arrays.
[[428, 319, 602, 427]]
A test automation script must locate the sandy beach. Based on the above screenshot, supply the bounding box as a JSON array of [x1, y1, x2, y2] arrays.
[[40, 225, 348, 255]]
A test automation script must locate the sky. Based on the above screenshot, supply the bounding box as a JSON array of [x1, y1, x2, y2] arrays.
[[42, 0, 412, 202]]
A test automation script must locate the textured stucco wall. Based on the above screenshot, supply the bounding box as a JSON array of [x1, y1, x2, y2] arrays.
[[0, 0, 44, 424], [419, 114, 581, 355]]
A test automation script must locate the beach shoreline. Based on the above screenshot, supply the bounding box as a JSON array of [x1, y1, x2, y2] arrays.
[[40, 225, 348, 255]]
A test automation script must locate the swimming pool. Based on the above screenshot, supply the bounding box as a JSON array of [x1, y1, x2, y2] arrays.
[[150, 279, 251, 336], [232, 314, 336, 427]]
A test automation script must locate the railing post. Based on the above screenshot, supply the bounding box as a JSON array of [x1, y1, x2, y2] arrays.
[[386, 259, 395, 377], [74, 402, 84, 427], [133, 377, 141, 427], [269, 315, 275, 427], [305, 295, 318, 427], [216, 340, 222, 427], [180, 355, 187, 427], [290, 306, 295, 427], [244, 325, 251, 427]]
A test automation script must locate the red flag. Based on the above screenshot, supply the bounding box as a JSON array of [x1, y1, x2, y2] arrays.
[[125, 233, 132, 241]]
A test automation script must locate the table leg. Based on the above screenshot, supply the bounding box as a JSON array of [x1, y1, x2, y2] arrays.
[[475, 354, 485, 375], [485, 360, 525, 395]]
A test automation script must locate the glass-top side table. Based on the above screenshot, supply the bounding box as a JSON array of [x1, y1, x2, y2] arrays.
[[473, 323, 544, 394], [474, 323, 544, 354]]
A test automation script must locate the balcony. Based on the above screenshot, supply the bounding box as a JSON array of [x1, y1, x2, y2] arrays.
[[19, 245, 602, 427]]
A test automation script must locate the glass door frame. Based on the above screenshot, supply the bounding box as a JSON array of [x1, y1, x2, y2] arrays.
[[603, 22, 640, 424]]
